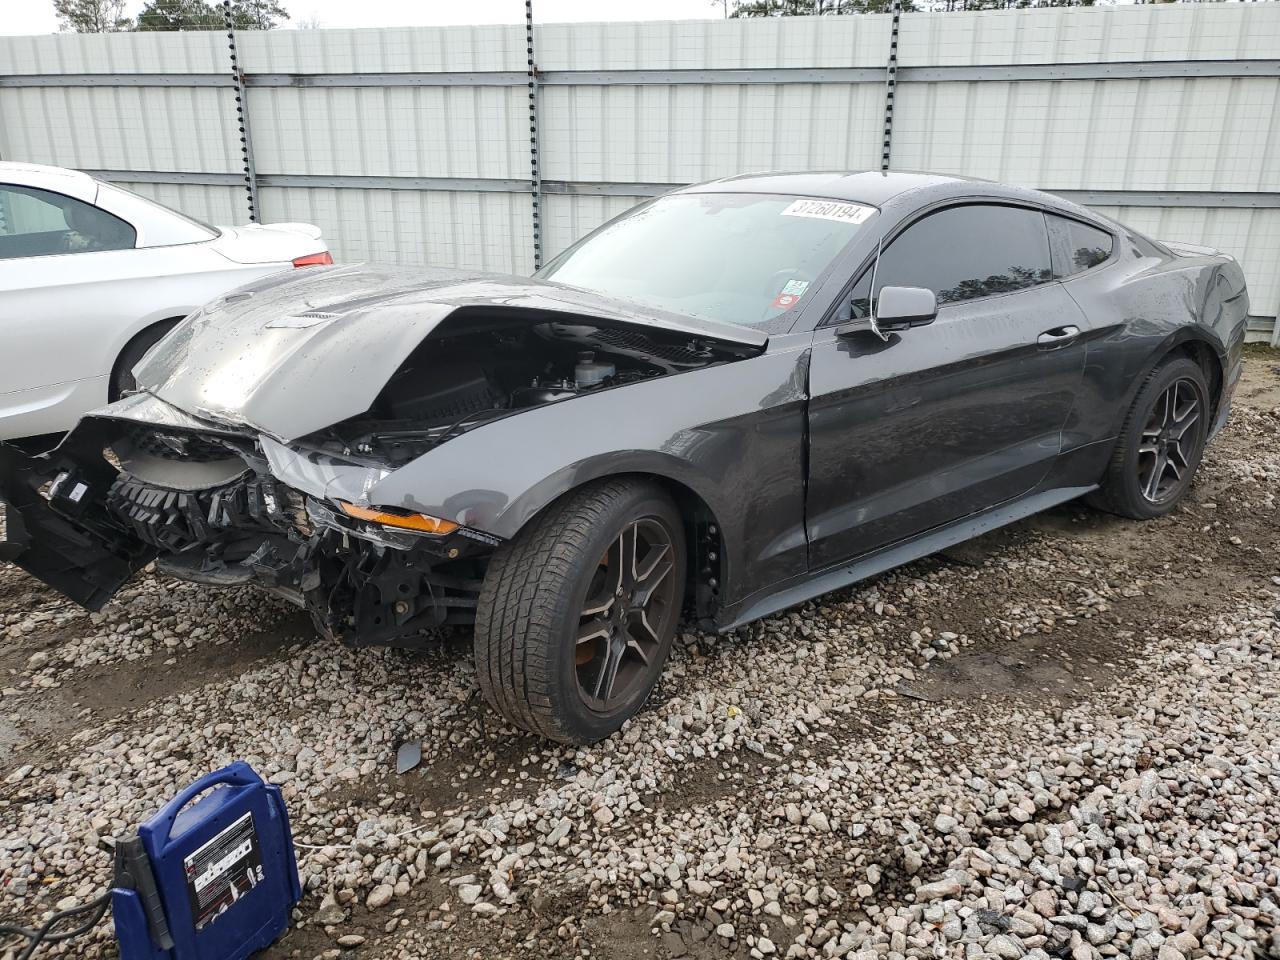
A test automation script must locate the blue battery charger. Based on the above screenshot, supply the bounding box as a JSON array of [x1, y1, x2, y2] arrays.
[[111, 762, 301, 960]]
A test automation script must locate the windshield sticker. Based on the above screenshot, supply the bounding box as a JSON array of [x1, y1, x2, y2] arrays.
[[772, 279, 810, 310], [781, 199, 875, 225]]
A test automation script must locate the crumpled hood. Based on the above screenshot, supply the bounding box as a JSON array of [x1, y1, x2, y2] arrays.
[[133, 263, 766, 442]]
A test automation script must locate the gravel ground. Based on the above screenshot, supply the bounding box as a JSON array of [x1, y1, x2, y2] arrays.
[[2, 351, 1279, 960]]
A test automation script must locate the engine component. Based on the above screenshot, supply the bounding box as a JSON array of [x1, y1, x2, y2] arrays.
[[511, 380, 577, 407], [574, 350, 615, 388], [377, 361, 501, 424]]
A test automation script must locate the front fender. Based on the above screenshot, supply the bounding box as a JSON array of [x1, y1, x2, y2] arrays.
[[368, 343, 813, 607]]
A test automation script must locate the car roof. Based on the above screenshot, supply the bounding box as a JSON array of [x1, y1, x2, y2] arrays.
[[677, 170, 984, 207], [673, 169, 1110, 229], [0, 161, 99, 204]]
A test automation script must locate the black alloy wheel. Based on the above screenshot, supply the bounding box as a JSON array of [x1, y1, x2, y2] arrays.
[[1090, 355, 1211, 520], [574, 518, 679, 713], [1136, 377, 1201, 504], [474, 478, 687, 743]]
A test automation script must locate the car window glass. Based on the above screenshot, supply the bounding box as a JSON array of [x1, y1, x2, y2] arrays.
[[0, 185, 137, 260], [1047, 214, 1113, 277], [848, 204, 1053, 319], [95, 182, 217, 245], [538, 192, 876, 330]]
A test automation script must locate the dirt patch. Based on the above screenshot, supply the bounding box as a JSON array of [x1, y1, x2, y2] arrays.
[[0, 351, 1277, 960]]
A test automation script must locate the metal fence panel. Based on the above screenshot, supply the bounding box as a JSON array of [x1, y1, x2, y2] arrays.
[[0, 86, 241, 174], [534, 16, 892, 70], [246, 86, 529, 179], [258, 186, 534, 273], [0, 7, 1277, 340], [894, 4, 1280, 64], [539, 83, 886, 185], [113, 180, 246, 227]]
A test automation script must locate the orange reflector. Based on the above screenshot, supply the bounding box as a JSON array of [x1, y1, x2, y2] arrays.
[[338, 501, 459, 535], [292, 251, 334, 267]]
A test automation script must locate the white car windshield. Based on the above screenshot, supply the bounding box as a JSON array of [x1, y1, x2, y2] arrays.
[[537, 192, 876, 328]]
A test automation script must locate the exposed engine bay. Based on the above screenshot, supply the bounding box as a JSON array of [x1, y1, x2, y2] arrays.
[[2, 311, 753, 649], [305, 315, 744, 465]]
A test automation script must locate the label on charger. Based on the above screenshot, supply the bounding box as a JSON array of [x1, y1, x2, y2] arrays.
[[183, 812, 265, 930]]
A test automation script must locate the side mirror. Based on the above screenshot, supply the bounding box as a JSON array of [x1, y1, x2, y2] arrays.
[[835, 285, 938, 340], [875, 286, 938, 331]]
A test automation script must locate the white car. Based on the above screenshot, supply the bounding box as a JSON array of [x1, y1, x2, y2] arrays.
[[0, 162, 332, 441]]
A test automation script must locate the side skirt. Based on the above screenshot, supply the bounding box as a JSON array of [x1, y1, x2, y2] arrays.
[[716, 484, 1097, 632]]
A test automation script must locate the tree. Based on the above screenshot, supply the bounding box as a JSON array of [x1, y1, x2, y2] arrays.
[[136, 0, 222, 30], [135, 0, 291, 30], [729, 0, 921, 16], [53, 0, 132, 32], [228, 0, 290, 29]]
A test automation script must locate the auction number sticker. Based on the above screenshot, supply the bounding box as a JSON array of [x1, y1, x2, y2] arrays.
[[183, 812, 265, 930], [772, 278, 810, 309], [781, 198, 875, 225]]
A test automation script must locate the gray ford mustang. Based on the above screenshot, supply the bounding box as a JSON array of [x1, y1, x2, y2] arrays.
[[0, 171, 1249, 743]]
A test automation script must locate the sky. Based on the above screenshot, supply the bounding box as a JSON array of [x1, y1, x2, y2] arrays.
[[3, 0, 733, 36]]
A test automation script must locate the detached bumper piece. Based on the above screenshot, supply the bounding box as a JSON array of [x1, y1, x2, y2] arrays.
[[0, 441, 157, 610]]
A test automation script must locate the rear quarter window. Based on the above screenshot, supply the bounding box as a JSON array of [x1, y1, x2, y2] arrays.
[[1047, 214, 1114, 278]]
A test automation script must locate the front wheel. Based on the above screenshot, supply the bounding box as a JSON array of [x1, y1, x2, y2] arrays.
[[1090, 356, 1211, 520], [473, 479, 686, 743]]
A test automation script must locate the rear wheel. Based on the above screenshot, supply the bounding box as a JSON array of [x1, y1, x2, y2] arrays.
[[1090, 356, 1210, 519], [474, 479, 685, 743]]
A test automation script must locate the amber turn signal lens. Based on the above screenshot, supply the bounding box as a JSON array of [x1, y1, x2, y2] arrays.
[[292, 251, 334, 267], [337, 501, 459, 535]]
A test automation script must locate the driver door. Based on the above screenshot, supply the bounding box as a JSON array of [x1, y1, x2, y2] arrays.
[[805, 203, 1088, 568]]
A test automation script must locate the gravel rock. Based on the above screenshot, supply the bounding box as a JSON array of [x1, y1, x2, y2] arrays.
[[365, 885, 393, 910], [914, 879, 962, 901], [2, 361, 1279, 959]]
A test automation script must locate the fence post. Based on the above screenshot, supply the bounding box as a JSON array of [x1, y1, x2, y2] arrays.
[[223, 0, 260, 223], [880, 0, 902, 172], [526, 0, 543, 270]]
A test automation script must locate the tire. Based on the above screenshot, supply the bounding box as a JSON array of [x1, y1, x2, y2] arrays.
[[474, 478, 687, 743], [110, 320, 181, 401], [1089, 356, 1211, 520]]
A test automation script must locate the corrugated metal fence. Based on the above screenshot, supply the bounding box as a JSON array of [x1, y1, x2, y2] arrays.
[[1, 5, 1278, 342]]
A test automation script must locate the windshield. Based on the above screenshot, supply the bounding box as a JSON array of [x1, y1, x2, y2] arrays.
[[537, 192, 876, 328]]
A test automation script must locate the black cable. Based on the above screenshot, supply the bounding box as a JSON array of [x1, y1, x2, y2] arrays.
[[0, 891, 112, 959]]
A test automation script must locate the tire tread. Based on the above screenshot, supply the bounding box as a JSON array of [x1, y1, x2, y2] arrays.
[[1089, 355, 1208, 520], [474, 478, 660, 742]]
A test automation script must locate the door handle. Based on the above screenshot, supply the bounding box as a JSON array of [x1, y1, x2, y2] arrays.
[[1037, 325, 1079, 348]]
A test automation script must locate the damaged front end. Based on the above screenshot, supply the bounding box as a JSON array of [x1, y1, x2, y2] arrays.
[[0, 396, 538, 650], [0, 394, 492, 647], [1, 266, 766, 649], [1, 268, 764, 649]]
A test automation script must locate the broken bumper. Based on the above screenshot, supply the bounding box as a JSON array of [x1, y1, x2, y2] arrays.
[[0, 395, 496, 644]]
